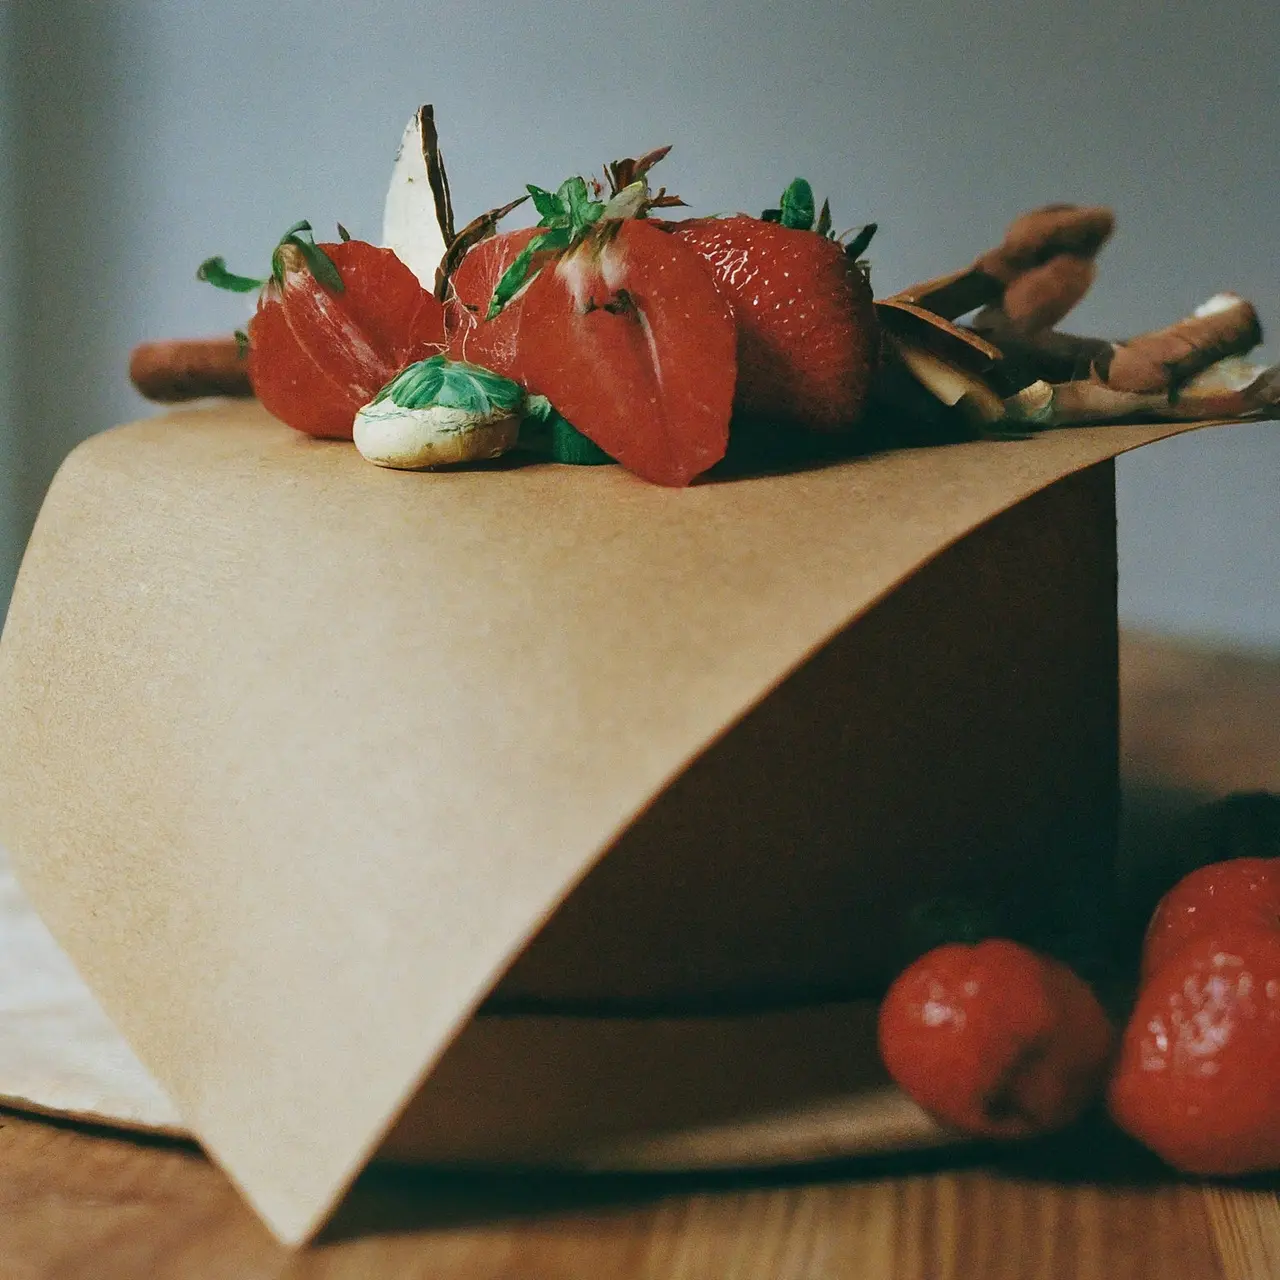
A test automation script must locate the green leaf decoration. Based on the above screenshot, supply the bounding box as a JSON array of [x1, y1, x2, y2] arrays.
[[337, 223, 352, 242], [843, 222, 878, 260], [196, 256, 264, 293], [484, 174, 606, 319], [233, 328, 250, 357], [486, 225, 572, 319], [815, 198, 833, 239], [522, 394, 555, 423], [527, 184, 565, 223], [779, 178, 815, 231], [520, 396, 614, 464], [293, 236, 345, 293], [562, 176, 604, 235], [270, 220, 345, 293], [374, 354, 526, 418]]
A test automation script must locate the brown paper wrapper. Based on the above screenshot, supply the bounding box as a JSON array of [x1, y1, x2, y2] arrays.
[[0, 403, 1228, 1242]]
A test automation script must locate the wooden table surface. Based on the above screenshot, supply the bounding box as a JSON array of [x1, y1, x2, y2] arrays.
[[3, 632, 1279, 1280]]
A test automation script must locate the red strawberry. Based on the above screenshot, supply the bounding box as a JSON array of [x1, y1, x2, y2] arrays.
[[204, 225, 446, 439], [671, 214, 878, 432], [1141, 857, 1280, 984], [879, 938, 1115, 1140], [445, 226, 542, 343], [1110, 929, 1280, 1175], [451, 218, 737, 487]]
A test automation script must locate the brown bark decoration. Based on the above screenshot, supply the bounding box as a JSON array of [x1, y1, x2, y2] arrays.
[[129, 338, 252, 402], [418, 104, 457, 250], [1098, 295, 1263, 394]]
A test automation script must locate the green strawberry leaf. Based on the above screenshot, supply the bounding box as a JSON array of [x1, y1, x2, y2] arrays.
[[337, 222, 352, 242], [485, 174, 606, 319], [196, 256, 264, 293], [815, 198, 833, 239], [233, 328, 250, 357], [269, 220, 345, 293], [843, 222, 878, 260], [560, 176, 606, 236], [779, 178, 816, 231], [486, 224, 572, 319], [528, 184, 566, 223]]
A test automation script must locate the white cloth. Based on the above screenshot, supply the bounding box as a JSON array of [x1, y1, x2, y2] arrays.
[[0, 843, 183, 1134]]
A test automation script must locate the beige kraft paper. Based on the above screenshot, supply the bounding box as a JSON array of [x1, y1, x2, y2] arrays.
[[0, 402, 1242, 1243]]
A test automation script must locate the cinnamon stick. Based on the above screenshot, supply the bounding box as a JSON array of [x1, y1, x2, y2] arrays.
[[129, 337, 252, 402]]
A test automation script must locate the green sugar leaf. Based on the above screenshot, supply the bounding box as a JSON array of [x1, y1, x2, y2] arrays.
[[377, 355, 525, 418], [337, 223, 352, 242], [779, 178, 815, 231], [519, 396, 613, 464], [196, 256, 264, 293], [548, 413, 613, 464]]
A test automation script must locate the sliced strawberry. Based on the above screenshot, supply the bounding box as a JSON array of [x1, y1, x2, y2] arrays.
[[248, 284, 363, 439], [455, 218, 736, 487], [672, 215, 878, 432], [446, 227, 542, 334], [278, 239, 445, 409], [205, 227, 449, 440]]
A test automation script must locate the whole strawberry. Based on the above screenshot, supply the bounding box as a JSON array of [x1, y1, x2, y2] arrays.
[[1109, 929, 1280, 1175], [878, 938, 1115, 1139], [1141, 856, 1280, 983], [672, 180, 879, 432]]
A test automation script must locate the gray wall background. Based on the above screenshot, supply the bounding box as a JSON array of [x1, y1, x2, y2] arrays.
[[2, 0, 1277, 646]]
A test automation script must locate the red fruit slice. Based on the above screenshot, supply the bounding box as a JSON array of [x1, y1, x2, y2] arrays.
[[247, 285, 362, 439], [245, 238, 447, 439], [445, 227, 542, 342], [279, 240, 446, 408], [455, 219, 736, 487]]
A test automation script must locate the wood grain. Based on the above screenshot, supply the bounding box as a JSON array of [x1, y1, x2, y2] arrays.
[[0, 631, 1276, 1278]]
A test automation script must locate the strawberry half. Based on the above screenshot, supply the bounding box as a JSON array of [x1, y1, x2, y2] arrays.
[[672, 187, 878, 432], [445, 226, 542, 345], [444, 167, 736, 486], [200, 223, 446, 439]]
